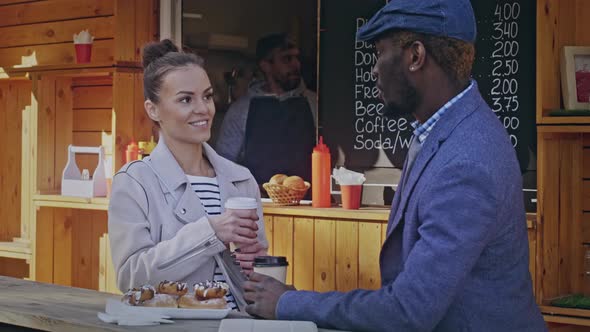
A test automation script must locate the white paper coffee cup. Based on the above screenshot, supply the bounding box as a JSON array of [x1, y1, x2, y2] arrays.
[[253, 256, 289, 283], [225, 197, 257, 251]]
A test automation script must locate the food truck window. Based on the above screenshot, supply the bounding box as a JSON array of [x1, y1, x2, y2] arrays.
[[179, 0, 318, 146]]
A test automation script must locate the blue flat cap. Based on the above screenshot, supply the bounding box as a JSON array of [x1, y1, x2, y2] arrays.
[[356, 0, 477, 43]]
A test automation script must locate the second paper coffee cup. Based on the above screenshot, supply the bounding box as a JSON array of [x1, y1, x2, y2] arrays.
[[224, 197, 257, 251], [253, 256, 289, 283]]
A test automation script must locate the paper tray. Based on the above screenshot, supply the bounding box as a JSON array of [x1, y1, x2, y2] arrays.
[[105, 298, 231, 319]]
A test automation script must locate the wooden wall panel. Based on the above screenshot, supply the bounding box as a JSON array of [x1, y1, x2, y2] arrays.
[[557, 137, 576, 295], [35, 208, 54, 283], [0, 16, 114, 48], [583, 213, 590, 296], [0, 258, 29, 279], [54, 78, 72, 189], [575, 0, 590, 45], [134, 0, 158, 61], [0, 0, 114, 28], [0, 82, 24, 241], [536, 0, 577, 121], [73, 109, 112, 132], [133, 73, 154, 141], [18, 82, 32, 240], [72, 86, 112, 109], [584, 181, 590, 212], [264, 216, 273, 256], [112, 73, 135, 170], [528, 227, 536, 294], [72, 77, 113, 87], [335, 221, 358, 292], [114, 0, 135, 62], [539, 135, 562, 300], [0, 0, 41, 5], [314, 219, 335, 292], [358, 222, 381, 290], [293, 217, 314, 291], [0, 39, 114, 68], [584, 148, 590, 179], [71, 210, 107, 290], [272, 216, 293, 285], [37, 77, 56, 192], [52, 209, 72, 286]]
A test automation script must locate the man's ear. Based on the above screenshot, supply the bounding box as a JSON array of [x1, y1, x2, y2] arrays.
[[144, 99, 160, 122], [408, 41, 427, 72]]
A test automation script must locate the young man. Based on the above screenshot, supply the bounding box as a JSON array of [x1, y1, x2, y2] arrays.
[[242, 1, 546, 331], [216, 33, 317, 186]]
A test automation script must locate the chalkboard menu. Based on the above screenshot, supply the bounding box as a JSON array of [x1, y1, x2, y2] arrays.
[[319, 0, 537, 207]]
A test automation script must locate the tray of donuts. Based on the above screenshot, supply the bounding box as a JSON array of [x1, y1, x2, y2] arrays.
[[106, 280, 231, 319]]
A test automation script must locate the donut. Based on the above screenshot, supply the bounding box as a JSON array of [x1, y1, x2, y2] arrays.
[[157, 280, 188, 297], [122, 285, 155, 306], [178, 294, 227, 309], [193, 281, 229, 300]]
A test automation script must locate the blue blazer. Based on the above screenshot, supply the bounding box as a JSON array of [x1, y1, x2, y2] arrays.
[[276, 83, 546, 331]]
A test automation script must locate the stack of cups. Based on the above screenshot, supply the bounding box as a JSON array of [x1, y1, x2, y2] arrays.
[[224, 197, 258, 252]]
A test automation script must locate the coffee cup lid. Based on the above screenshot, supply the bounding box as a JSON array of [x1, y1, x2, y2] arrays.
[[224, 197, 257, 209], [253, 256, 289, 267]]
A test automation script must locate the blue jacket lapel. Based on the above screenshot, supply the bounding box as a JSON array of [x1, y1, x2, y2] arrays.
[[385, 83, 484, 240]]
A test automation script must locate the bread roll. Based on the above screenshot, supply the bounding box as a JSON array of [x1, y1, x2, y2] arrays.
[[283, 176, 306, 190], [142, 294, 178, 308], [178, 294, 227, 309], [269, 174, 288, 185]]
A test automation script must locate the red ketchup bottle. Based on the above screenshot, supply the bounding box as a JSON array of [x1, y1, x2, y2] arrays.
[[125, 141, 139, 163], [312, 136, 331, 208]]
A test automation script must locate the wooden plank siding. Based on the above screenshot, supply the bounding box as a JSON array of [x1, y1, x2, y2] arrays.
[[0, 0, 158, 288], [0, 0, 114, 28], [537, 132, 588, 305], [0, 82, 28, 242], [0, 0, 156, 69], [0, 16, 114, 48], [0, 36, 115, 68]]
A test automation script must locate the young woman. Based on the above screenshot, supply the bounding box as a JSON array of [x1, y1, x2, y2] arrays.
[[108, 40, 267, 309]]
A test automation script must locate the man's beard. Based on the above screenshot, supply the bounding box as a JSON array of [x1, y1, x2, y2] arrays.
[[277, 73, 301, 92], [382, 72, 418, 119]]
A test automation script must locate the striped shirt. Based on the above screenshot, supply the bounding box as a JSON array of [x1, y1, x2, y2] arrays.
[[186, 175, 237, 310], [187, 175, 222, 215], [411, 80, 475, 144]]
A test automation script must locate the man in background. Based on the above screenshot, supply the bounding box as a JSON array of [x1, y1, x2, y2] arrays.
[[216, 33, 317, 186], [241, 1, 546, 331]]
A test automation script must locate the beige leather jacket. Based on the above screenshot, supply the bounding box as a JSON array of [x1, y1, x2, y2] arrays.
[[108, 139, 268, 292]]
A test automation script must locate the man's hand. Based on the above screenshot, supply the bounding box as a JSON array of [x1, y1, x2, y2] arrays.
[[243, 272, 296, 319]]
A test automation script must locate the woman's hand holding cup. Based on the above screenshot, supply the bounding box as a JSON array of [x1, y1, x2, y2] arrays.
[[207, 205, 259, 245]]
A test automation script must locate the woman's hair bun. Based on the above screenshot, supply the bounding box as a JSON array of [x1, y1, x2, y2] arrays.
[[142, 39, 180, 69]]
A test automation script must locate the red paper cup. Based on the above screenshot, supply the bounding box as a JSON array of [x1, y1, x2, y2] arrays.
[[341, 185, 362, 210], [75, 43, 92, 63]]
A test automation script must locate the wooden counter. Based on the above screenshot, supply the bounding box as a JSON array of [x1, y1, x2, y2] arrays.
[[0, 276, 343, 332], [261, 204, 537, 293]]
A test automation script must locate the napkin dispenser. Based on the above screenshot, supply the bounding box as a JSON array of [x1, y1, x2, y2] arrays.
[[61, 145, 107, 198]]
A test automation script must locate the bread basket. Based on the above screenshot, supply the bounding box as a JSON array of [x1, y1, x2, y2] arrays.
[[263, 182, 310, 206]]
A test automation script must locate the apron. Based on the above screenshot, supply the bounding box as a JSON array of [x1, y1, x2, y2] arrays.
[[243, 96, 315, 187]]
